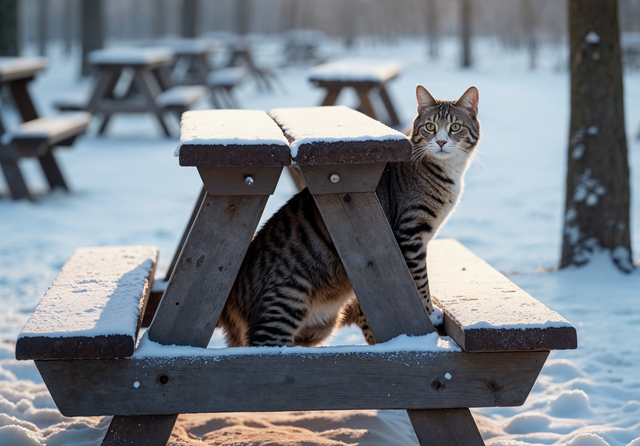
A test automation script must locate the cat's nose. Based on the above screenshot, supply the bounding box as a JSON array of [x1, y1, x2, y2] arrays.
[[436, 140, 447, 148]]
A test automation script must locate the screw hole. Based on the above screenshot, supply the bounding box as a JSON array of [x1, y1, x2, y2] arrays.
[[158, 374, 169, 384], [431, 380, 443, 391], [343, 194, 351, 203]]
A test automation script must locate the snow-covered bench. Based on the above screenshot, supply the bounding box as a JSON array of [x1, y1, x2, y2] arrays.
[[16, 108, 577, 446], [308, 59, 402, 126], [155, 85, 208, 114], [0, 112, 92, 201], [207, 66, 248, 108]]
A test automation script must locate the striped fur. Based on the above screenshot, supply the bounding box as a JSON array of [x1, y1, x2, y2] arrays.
[[218, 86, 480, 347]]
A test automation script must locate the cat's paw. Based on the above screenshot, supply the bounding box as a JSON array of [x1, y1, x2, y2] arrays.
[[428, 304, 444, 326]]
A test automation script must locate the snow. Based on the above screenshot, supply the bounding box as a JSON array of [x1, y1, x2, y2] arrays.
[[308, 58, 401, 83], [585, 32, 601, 44], [155, 85, 208, 108], [269, 105, 408, 158], [207, 66, 248, 86], [0, 57, 46, 76], [175, 109, 289, 156], [1, 37, 640, 446], [18, 246, 157, 339], [87, 47, 174, 65], [0, 112, 92, 145]]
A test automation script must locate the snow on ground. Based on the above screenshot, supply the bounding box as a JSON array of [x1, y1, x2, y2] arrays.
[[0, 36, 639, 445]]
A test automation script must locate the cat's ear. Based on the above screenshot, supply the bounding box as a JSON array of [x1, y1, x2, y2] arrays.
[[455, 86, 479, 117], [416, 85, 437, 113]]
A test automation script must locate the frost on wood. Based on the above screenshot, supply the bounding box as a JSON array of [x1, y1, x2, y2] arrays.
[[18, 246, 157, 339], [88, 48, 174, 65], [175, 109, 289, 156], [0, 57, 46, 76], [0, 112, 93, 145]]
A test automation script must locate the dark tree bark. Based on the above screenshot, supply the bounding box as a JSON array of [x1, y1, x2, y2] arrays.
[[154, 0, 166, 38], [38, 0, 48, 56], [561, 0, 633, 272], [80, 0, 104, 77], [425, 0, 439, 59], [182, 0, 199, 38], [0, 0, 19, 56], [235, 0, 251, 35], [459, 0, 472, 67], [521, 0, 537, 70]]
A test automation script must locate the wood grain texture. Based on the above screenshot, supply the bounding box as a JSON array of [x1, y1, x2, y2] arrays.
[[313, 192, 434, 342], [36, 350, 548, 417], [147, 194, 269, 348], [101, 414, 178, 446], [180, 144, 291, 167], [197, 166, 283, 195], [297, 163, 386, 194], [407, 408, 484, 446], [428, 239, 578, 352], [293, 139, 411, 166]]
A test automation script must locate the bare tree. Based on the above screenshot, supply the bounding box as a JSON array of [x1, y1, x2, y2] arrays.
[[81, 0, 104, 77], [0, 0, 19, 56], [235, 0, 251, 35], [425, 0, 440, 59], [561, 0, 633, 272], [38, 0, 48, 56], [182, 0, 199, 38], [459, 0, 472, 67], [154, 0, 166, 38], [521, 0, 537, 69]]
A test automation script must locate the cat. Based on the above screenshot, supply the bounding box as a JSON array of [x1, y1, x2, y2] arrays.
[[218, 85, 480, 347]]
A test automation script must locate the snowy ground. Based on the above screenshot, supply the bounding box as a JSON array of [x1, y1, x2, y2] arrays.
[[0, 36, 639, 445]]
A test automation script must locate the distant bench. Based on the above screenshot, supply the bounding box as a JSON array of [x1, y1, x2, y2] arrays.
[[309, 59, 402, 127]]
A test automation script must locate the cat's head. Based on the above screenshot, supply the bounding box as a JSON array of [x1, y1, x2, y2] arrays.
[[410, 85, 480, 165]]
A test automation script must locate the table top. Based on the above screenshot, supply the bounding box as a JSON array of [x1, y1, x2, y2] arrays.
[[0, 57, 47, 83], [309, 58, 401, 84], [88, 47, 174, 67], [153, 38, 216, 56]]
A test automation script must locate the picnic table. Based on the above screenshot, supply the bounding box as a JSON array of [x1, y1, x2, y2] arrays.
[[16, 106, 577, 445], [56, 48, 207, 137], [309, 59, 402, 127], [0, 57, 91, 200]]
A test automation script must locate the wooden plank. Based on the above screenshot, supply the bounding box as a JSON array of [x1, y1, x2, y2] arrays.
[[147, 194, 269, 348], [408, 408, 484, 446], [296, 163, 385, 194], [36, 350, 548, 417], [101, 414, 178, 446], [16, 246, 157, 360], [355, 86, 377, 120], [269, 106, 412, 165], [180, 144, 291, 167], [0, 159, 33, 201], [320, 86, 342, 106], [428, 239, 578, 352], [197, 166, 283, 195], [313, 192, 434, 342]]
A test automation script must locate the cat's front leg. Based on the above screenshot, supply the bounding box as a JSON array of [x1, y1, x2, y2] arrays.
[[399, 239, 434, 314], [340, 298, 375, 345]]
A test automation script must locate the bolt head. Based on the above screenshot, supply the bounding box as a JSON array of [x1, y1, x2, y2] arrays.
[[245, 176, 254, 185], [329, 174, 340, 183]]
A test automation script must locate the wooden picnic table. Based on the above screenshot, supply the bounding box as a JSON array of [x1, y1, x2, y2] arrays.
[[309, 59, 402, 127], [0, 57, 91, 200]]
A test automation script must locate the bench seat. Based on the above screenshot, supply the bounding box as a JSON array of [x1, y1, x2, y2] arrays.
[[309, 59, 401, 86], [15, 246, 158, 360], [1, 112, 92, 158], [156, 85, 208, 111], [52, 93, 89, 112], [207, 67, 248, 88]]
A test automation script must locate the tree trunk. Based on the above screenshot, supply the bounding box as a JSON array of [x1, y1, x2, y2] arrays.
[[0, 0, 19, 56], [459, 0, 472, 67], [235, 0, 251, 35], [154, 0, 166, 38], [81, 0, 104, 77], [561, 0, 633, 272], [182, 0, 198, 38], [38, 0, 48, 56], [426, 0, 439, 59], [521, 0, 537, 70]]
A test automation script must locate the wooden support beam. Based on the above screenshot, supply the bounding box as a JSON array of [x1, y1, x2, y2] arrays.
[[36, 350, 548, 417], [408, 408, 484, 446]]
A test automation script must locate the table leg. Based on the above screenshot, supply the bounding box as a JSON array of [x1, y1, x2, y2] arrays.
[[354, 86, 377, 121], [407, 408, 485, 446], [378, 85, 401, 126], [320, 87, 342, 106], [133, 68, 172, 137], [8, 80, 38, 121], [97, 114, 112, 135], [38, 150, 68, 191], [0, 159, 33, 201], [102, 414, 178, 446]]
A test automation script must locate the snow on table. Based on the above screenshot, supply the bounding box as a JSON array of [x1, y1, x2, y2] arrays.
[[1, 112, 93, 145], [155, 86, 208, 108], [16, 246, 158, 360], [269, 105, 409, 162], [88, 47, 174, 65], [428, 239, 577, 352], [308, 58, 401, 83], [0, 56, 46, 81], [175, 109, 291, 167]]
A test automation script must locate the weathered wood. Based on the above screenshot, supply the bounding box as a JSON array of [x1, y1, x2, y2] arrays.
[[197, 166, 283, 195], [0, 58, 46, 83], [101, 414, 178, 446], [36, 350, 548, 417], [0, 159, 33, 200], [8, 79, 39, 121], [320, 86, 342, 106], [408, 408, 484, 446], [428, 239, 578, 352], [147, 194, 270, 348], [355, 86, 377, 120], [296, 163, 385, 194], [313, 192, 434, 342], [378, 85, 401, 126], [16, 246, 157, 360], [180, 144, 291, 168]]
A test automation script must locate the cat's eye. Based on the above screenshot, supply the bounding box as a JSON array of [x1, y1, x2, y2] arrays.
[[450, 123, 461, 132], [425, 122, 436, 132]]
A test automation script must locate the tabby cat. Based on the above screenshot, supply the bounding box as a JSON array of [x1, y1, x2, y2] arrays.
[[218, 85, 480, 347]]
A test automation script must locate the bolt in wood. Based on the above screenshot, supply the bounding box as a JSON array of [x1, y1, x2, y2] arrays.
[[329, 173, 340, 183]]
